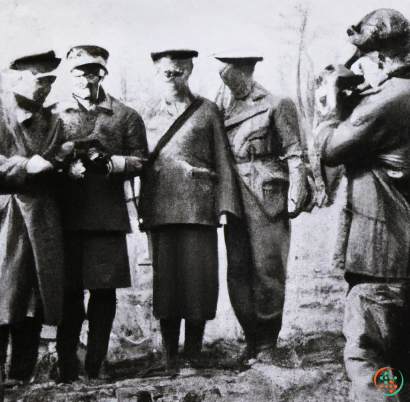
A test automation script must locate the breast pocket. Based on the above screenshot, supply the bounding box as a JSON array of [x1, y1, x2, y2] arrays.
[[234, 112, 271, 158]]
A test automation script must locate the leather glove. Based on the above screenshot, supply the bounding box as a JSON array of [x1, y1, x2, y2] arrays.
[[84, 147, 111, 175], [287, 156, 309, 218]]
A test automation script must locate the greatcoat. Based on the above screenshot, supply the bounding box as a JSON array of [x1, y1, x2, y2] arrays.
[[315, 71, 410, 279], [138, 96, 241, 319], [0, 99, 64, 325]]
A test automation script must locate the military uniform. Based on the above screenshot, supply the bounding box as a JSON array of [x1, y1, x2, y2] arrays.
[[215, 51, 307, 355], [315, 9, 410, 401], [0, 51, 64, 382], [55, 46, 148, 381]]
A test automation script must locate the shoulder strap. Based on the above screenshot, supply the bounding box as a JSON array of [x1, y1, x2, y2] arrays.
[[145, 97, 204, 167]]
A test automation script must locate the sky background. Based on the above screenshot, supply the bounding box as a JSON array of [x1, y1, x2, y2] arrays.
[[0, 0, 410, 107]]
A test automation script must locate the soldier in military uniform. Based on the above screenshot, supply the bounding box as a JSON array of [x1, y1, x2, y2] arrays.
[[215, 50, 308, 362], [138, 49, 241, 371], [54, 46, 148, 382], [315, 9, 410, 401], [0, 51, 64, 384]]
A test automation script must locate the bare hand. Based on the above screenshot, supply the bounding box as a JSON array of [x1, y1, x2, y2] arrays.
[[26, 155, 54, 174]]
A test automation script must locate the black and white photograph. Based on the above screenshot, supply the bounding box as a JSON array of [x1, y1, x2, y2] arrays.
[[0, 0, 409, 401]]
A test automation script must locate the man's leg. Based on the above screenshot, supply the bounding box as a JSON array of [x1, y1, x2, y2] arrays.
[[8, 317, 42, 381], [343, 281, 406, 402], [0, 327, 9, 381], [56, 288, 85, 383], [224, 216, 257, 357], [247, 213, 289, 357], [84, 288, 116, 378], [151, 228, 182, 370], [184, 320, 206, 360], [160, 318, 181, 371], [178, 226, 218, 363]]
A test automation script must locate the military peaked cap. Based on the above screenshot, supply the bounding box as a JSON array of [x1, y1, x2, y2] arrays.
[[67, 45, 109, 72], [10, 50, 61, 74], [151, 49, 198, 62], [213, 48, 263, 65]]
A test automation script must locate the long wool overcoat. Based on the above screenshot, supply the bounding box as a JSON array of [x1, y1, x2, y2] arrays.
[[315, 71, 410, 279], [0, 103, 64, 325]]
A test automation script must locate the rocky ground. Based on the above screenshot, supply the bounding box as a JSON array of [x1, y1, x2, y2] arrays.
[[5, 336, 350, 402], [4, 182, 352, 401]]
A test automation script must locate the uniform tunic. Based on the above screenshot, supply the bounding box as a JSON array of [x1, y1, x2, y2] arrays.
[[216, 82, 303, 345], [0, 98, 64, 326], [139, 96, 240, 320]]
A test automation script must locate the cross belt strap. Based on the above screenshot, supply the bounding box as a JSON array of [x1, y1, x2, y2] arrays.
[[144, 97, 204, 168]]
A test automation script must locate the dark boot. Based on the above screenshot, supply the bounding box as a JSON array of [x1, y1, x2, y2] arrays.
[[184, 320, 206, 365], [9, 318, 42, 382], [160, 318, 181, 372], [56, 289, 85, 383], [85, 289, 116, 379], [254, 316, 283, 363]]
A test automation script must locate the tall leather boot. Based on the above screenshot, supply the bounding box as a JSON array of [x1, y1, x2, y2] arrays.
[[160, 318, 181, 373], [184, 320, 206, 366]]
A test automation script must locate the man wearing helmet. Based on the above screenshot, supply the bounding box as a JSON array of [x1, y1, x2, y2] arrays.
[[315, 9, 410, 401]]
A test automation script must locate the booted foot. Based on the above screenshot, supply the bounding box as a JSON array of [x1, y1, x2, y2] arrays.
[[254, 346, 276, 364], [83, 373, 106, 386]]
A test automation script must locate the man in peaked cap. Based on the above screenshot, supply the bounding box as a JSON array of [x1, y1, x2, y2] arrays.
[[54, 45, 148, 382], [314, 9, 410, 401], [138, 49, 241, 372], [0, 50, 64, 386], [214, 49, 309, 363]]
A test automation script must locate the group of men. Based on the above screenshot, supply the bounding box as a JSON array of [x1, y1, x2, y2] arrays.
[[0, 42, 308, 388], [0, 6, 410, 402]]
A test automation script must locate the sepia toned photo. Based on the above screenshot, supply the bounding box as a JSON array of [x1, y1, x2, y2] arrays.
[[0, 0, 409, 401]]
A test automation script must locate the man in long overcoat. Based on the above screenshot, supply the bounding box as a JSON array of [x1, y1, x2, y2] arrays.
[[54, 46, 148, 382], [0, 51, 64, 383], [138, 49, 241, 371], [214, 50, 309, 362], [315, 9, 410, 401]]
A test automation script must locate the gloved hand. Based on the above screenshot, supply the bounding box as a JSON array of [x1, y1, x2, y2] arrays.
[[287, 156, 309, 218], [53, 141, 75, 172], [84, 147, 112, 175], [26, 155, 54, 175]]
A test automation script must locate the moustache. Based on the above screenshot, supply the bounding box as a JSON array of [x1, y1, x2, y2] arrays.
[[164, 70, 184, 78]]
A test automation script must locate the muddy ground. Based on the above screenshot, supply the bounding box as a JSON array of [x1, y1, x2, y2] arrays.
[[5, 183, 352, 401]]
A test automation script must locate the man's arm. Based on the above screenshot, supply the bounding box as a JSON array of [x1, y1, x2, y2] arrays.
[[315, 96, 400, 167], [274, 98, 309, 217], [111, 111, 148, 177], [213, 106, 242, 221], [0, 154, 54, 190]]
